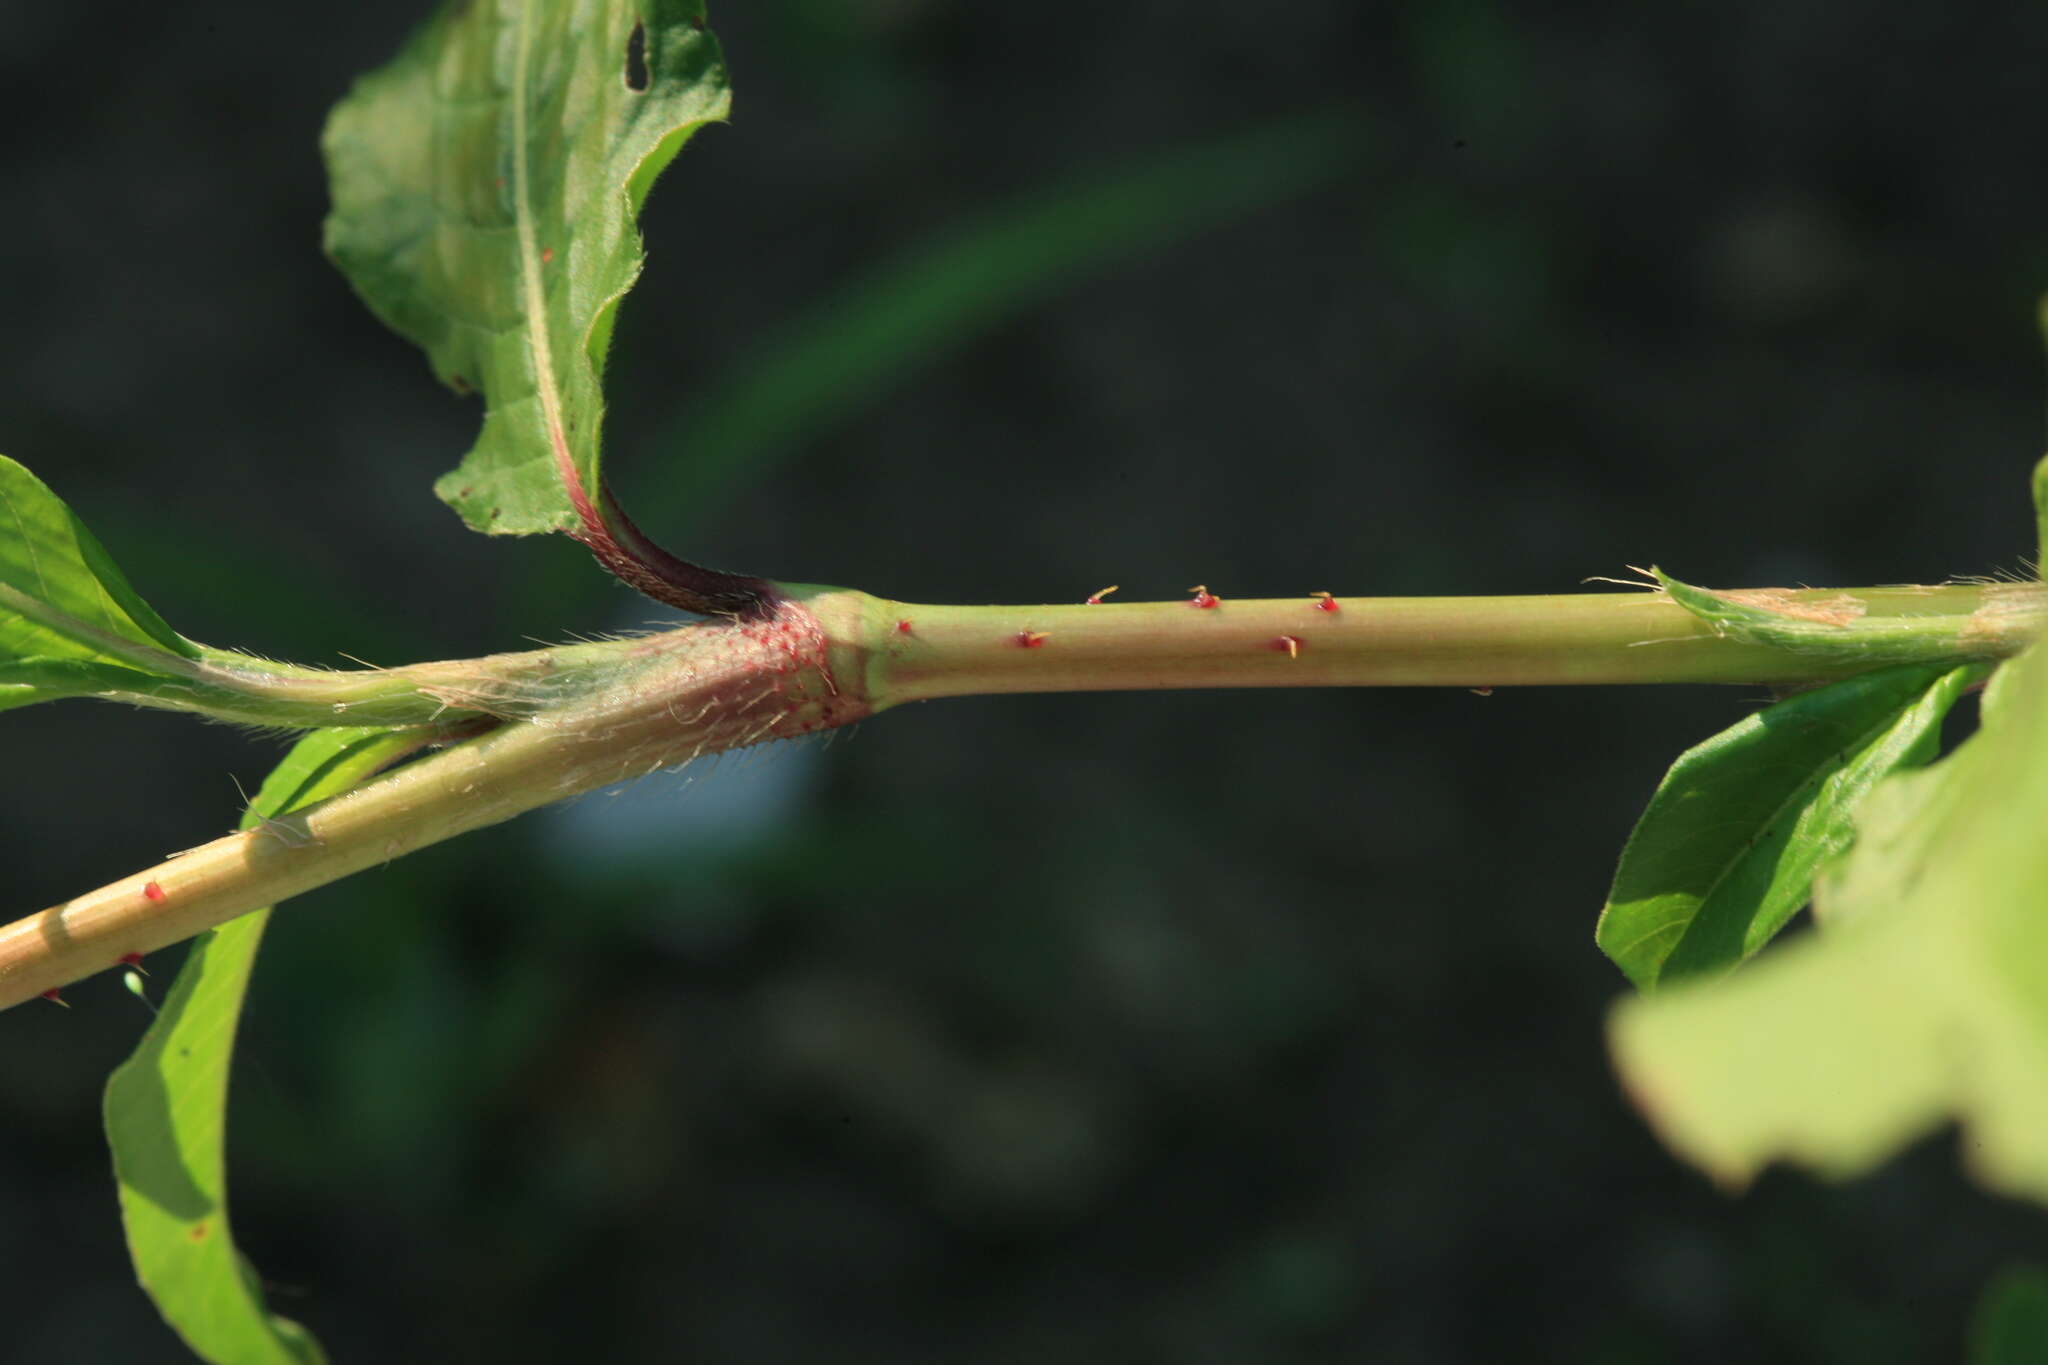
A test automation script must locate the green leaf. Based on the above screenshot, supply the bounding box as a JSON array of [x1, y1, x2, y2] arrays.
[[106, 727, 424, 1365], [1596, 662, 1980, 989], [1610, 640, 2048, 1205], [1972, 1265, 2048, 1365], [323, 0, 728, 536], [0, 458, 548, 728], [0, 454, 198, 707], [0, 461, 523, 726]]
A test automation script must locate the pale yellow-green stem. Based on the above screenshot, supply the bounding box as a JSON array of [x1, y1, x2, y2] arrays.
[[0, 591, 866, 1010], [0, 579, 2040, 1011], [858, 581, 2045, 700]]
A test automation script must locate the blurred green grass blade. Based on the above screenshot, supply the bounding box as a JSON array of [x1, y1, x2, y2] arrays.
[[0, 455, 198, 702], [323, 0, 729, 536], [105, 727, 425, 1365], [1611, 642, 2048, 1205], [639, 110, 1371, 530], [1597, 662, 1980, 990], [1973, 1265, 2048, 1365]]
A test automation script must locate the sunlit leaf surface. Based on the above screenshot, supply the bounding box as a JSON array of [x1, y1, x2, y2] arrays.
[[1597, 663, 1980, 989], [0, 454, 196, 709], [1612, 641, 2048, 1205], [324, 0, 728, 535]]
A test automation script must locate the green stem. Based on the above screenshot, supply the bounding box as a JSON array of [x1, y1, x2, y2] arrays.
[[0, 597, 855, 1009], [1, 578, 2039, 1010], [13, 637, 708, 731], [851, 580, 2045, 705]]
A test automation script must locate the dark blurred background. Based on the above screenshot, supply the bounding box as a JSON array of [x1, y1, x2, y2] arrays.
[[3, 1, 2047, 1360]]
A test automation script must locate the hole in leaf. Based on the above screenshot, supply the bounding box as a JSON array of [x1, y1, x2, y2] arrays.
[[624, 22, 649, 92]]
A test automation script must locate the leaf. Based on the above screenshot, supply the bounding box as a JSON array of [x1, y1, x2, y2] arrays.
[[0, 453, 198, 707], [106, 727, 424, 1365], [1972, 1265, 2048, 1365], [1610, 639, 2048, 1205], [323, 0, 729, 536], [1596, 662, 1981, 989], [0, 458, 637, 727]]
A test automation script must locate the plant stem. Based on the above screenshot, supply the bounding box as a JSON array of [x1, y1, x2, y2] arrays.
[[1, 579, 2039, 1011], [856, 581, 2044, 703], [0, 597, 860, 1010]]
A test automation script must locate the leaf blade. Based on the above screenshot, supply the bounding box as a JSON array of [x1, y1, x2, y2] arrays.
[[0, 454, 197, 688], [322, 0, 729, 536], [1596, 662, 1980, 989], [105, 727, 424, 1365], [1610, 638, 2048, 1206]]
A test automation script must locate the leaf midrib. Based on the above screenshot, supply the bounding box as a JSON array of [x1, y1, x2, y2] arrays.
[[511, 0, 582, 513]]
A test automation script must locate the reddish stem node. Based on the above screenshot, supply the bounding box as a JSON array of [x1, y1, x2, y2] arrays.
[[1017, 630, 1049, 649], [1187, 585, 1221, 610], [143, 881, 166, 903]]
